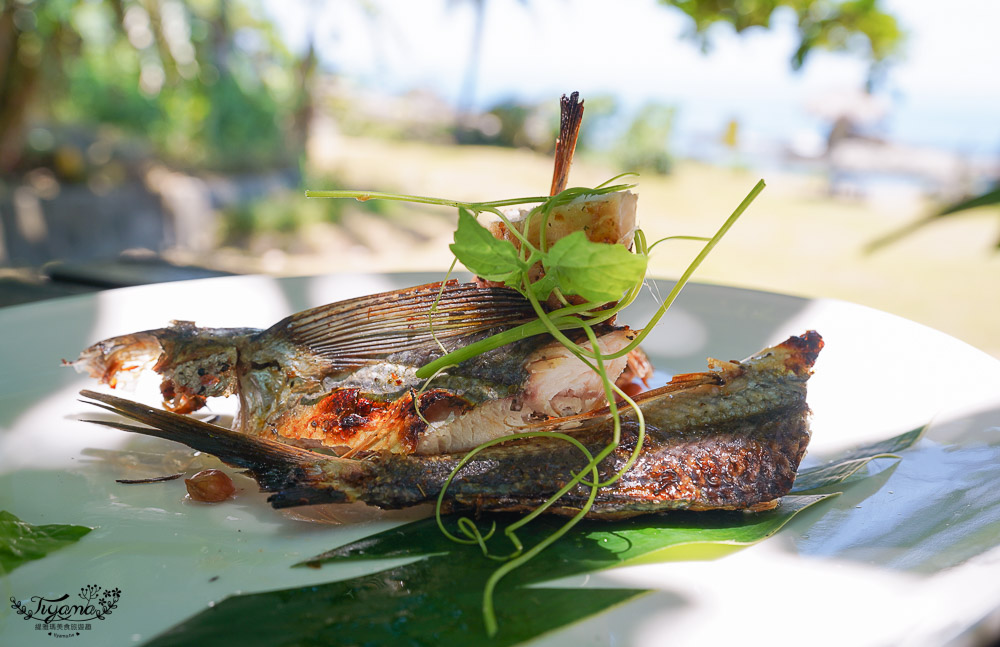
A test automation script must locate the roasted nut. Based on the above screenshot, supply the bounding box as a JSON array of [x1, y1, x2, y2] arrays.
[[184, 469, 235, 502], [620, 381, 645, 398]]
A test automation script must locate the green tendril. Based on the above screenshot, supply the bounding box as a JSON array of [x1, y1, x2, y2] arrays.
[[612, 179, 765, 357], [433, 427, 601, 634]]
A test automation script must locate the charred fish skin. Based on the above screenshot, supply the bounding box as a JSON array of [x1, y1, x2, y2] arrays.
[[79, 331, 823, 519], [294, 409, 808, 517], [457, 408, 811, 518]]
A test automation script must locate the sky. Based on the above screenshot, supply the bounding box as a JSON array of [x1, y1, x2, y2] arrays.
[[263, 0, 1000, 157]]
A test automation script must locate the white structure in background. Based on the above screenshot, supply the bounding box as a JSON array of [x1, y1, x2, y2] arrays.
[[806, 87, 970, 200]]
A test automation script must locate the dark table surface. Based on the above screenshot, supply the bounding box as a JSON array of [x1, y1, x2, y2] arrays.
[[0, 255, 234, 308]]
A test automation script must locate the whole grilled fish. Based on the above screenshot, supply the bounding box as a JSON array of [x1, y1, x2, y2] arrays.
[[70, 281, 644, 456], [80, 331, 822, 519]]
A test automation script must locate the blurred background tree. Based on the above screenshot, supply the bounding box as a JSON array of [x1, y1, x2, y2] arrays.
[[0, 0, 305, 174], [0, 0, 904, 175], [661, 0, 903, 85], [450, 0, 902, 174]]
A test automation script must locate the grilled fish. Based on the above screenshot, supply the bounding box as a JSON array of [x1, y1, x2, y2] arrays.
[[80, 331, 822, 519], [70, 281, 644, 456]]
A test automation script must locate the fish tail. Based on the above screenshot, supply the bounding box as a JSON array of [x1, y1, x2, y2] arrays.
[[79, 390, 372, 508]]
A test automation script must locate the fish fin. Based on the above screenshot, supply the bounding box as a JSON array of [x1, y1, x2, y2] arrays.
[[79, 390, 370, 507], [269, 281, 536, 368]]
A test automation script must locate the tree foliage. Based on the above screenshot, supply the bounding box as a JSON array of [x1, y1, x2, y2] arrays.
[[0, 0, 306, 172], [661, 0, 904, 80], [0, 0, 906, 174]]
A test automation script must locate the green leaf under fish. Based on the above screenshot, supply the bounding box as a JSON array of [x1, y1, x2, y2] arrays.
[[141, 496, 832, 647], [139, 428, 923, 647], [791, 425, 926, 493], [0, 510, 92, 574]]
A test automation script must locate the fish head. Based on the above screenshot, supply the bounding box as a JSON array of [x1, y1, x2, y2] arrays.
[[68, 321, 257, 414], [69, 330, 166, 389]]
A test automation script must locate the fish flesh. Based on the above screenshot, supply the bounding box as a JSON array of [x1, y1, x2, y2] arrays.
[[79, 331, 823, 519], [489, 190, 637, 255], [70, 280, 645, 455], [484, 190, 638, 309]]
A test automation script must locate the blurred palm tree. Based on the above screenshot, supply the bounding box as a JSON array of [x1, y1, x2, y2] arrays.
[[452, 0, 485, 124], [866, 185, 1000, 252], [448, 0, 529, 142]]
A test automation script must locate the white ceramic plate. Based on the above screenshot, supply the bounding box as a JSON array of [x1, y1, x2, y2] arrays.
[[2, 273, 999, 646]]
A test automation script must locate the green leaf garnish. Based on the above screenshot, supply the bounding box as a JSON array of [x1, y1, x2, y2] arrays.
[[0, 510, 92, 574], [526, 272, 558, 301], [450, 208, 525, 282], [542, 231, 649, 302]]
